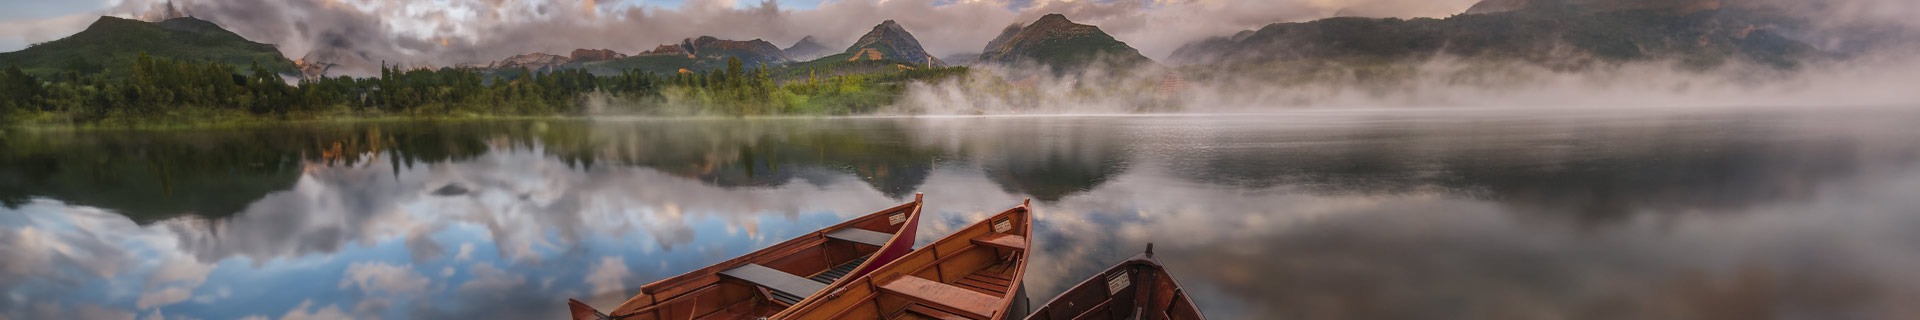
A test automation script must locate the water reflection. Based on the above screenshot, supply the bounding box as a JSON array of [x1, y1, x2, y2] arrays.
[[3, 108, 1920, 319]]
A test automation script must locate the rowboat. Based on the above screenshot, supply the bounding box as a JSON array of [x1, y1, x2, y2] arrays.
[[775, 200, 1034, 320], [1025, 244, 1205, 320], [569, 194, 925, 320]]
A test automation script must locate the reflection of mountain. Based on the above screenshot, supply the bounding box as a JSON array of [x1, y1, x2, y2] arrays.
[[944, 119, 1134, 202], [985, 155, 1127, 203], [1165, 114, 1905, 223]]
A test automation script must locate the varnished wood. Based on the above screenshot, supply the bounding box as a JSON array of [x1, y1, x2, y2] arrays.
[[1023, 245, 1206, 320], [776, 201, 1033, 320], [567, 194, 925, 320]]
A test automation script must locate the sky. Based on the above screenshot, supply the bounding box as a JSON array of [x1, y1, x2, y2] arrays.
[[0, 0, 1484, 74]]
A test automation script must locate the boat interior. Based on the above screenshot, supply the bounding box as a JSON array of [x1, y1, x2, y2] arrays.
[[607, 201, 920, 320], [782, 204, 1031, 320], [1026, 257, 1203, 320]]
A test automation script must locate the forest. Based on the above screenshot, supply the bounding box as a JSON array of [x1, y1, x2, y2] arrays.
[[0, 53, 968, 128]]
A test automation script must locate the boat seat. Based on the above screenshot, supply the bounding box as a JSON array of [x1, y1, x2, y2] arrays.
[[808, 254, 872, 284], [718, 264, 826, 305], [971, 233, 1027, 251], [901, 304, 973, 320], [826, 228, 893, 247], [879, 276, 1000, 320]]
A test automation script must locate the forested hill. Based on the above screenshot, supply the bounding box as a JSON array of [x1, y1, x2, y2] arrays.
[[0, 16, 297, 79], [1169, 7, 1818, 69]]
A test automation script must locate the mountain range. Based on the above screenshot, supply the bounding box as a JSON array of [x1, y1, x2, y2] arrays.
[[0, 4, 1863, 82], [1170, 3, 1816, 69]]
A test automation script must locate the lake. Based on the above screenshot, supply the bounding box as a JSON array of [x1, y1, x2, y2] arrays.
[[5, 107, 1920, 319]]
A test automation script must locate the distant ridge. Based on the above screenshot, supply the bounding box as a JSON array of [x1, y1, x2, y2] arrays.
[[1168, 7, 1816, 69], [0, 16, 296, 78]]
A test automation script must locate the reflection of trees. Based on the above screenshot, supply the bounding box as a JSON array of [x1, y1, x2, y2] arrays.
[[0, 119, 957, 221], [0, 130, 303, 222]]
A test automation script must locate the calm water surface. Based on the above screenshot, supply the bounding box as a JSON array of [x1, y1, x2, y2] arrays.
[[5, 108, 1920, 319]]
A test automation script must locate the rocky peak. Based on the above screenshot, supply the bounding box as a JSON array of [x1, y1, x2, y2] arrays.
[[983, 23, 1024, 53], [569, 49, 627, 63], [846, 20, 943, 66], [783, 36, 835, 61], [978, 14, 1153, 70], [489, 52, 571, 71]]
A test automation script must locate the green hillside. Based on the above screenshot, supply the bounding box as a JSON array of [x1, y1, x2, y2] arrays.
[[0, 16, 296, 79]]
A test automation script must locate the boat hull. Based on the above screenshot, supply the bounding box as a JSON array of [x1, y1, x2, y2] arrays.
[[1025, 245, 1205, 320], [776, 200, 1034, 320], [570, 195, 925, 320]]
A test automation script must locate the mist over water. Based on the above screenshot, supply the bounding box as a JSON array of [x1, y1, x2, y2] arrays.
[[894, 52, 1920, 115], [4, 107, 1920, 319]]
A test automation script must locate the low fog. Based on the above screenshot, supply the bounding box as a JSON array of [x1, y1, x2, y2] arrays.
[[893, 52, 1920, 114]]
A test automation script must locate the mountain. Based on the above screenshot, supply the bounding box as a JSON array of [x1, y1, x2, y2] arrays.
[[977, 14, 1154, 71], [843, 20, 943, 66], [569, 49, 627, 63], [1467, 0, 1723, 15], [680, 36, 791, 66], [782, 36, 836, 61], [0, 16, 296, 78], [488, 52, 571, 72], [572, 36, 789, 75], [1168, 8, 1816, 69]]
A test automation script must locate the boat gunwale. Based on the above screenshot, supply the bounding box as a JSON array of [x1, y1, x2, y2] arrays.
[[776, 199, 1034, 320], [1023, 245, 1206, 320], [783, 193, 925, 311], [600, 195, 926, 318]]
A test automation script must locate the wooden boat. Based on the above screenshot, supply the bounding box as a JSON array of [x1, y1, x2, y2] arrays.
[[569, 194, 925, 320], [775, 200, 1034, 320], [1025, 244, 1205, 320]]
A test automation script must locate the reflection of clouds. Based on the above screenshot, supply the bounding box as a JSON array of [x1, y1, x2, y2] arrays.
[[8, 111, 1920, 319], [583, 257, 631, 297], [455, 264, 525, 298], [271, 300, 353, 320], [338, 262, 430, 296]]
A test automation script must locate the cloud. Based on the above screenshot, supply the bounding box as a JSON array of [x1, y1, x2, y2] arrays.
[[337, 262, 430, 295], [583, 257, 630, 297], [455, 264, 527, 297], [453, 242, 474, 261], [137, 257, 216, 309]]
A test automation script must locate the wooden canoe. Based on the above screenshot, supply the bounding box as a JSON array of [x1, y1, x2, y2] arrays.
[[775, 200, 1034, 320], [570, 194, 925, 320], [1025, 244, 1205, 320]]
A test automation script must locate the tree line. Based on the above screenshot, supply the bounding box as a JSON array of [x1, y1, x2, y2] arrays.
[[0, 53, 968, 127]]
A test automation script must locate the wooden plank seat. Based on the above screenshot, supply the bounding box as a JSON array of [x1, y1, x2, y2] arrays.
[[970, 233, 1027, 251], [807, 254, 872, 284], [878, 276, 1002, 320], [718, 264, 827, 305], [826, 228, 894, 247], [900, 304, 973, 320]]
